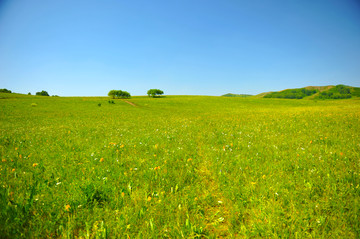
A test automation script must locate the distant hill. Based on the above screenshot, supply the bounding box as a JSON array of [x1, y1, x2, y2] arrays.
[[259, 85, 360, 99], [222, 93, 253, 97]]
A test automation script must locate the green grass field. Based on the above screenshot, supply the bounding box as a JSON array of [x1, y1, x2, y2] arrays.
[[1, 94, 359, 238]]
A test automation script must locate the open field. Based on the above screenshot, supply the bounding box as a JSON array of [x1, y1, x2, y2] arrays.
[[1, 95, 359, 238]]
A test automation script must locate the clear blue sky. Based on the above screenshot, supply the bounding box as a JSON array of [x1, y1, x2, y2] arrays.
[[1, 0, 360, 96]]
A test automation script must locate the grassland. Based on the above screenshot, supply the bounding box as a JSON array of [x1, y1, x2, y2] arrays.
[[1, 94, 359, 238]]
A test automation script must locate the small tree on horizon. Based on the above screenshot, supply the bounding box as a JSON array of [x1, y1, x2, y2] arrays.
[[36, 90, 49, 96], [108, 90, 117, 99], [147, 89, 164, 98], [108, 90, 131, 99]]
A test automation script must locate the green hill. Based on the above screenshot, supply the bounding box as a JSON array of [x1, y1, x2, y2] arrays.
[[263, 87, 318, 99], [260, 85, 360, 99]]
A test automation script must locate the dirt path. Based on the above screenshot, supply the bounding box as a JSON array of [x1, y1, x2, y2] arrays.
[[122, 100, 137, 107]]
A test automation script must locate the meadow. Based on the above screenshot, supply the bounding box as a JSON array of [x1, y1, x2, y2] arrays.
[[0, 94, 359, 238]]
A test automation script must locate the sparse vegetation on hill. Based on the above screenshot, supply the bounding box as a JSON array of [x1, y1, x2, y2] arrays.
[[222, 93, 252, 97], [260, 85, 360, 99], [315, 84, 355, 99], [264, 88, 318, 99]]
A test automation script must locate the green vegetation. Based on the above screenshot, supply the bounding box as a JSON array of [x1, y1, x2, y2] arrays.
[[36, 90, 50, 96], [316, 84, 353, 99], [264, 88, 318, 99], [108, 90, 131, 99], [222, 93, 252, 97], [0, 95, 359, 238], [147, 89, 164, 98], [0, 88, 12, 93]]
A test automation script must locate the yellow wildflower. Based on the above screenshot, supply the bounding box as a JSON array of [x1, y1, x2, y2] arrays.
[[33, 163, 38, 167], [65, 204, 71, 211], [100, 158, 104, 162]]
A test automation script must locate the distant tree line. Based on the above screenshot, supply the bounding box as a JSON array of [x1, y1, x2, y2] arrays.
[[0, 89, 53, 96], [264, 88, 318, 99], [108, 89, 165, 99], [222, 93, 252, 97]]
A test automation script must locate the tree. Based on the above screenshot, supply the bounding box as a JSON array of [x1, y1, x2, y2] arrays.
[[0, 88, 12, 93], [108, 90, 117, 99], [108, 90, 131, 99], [36, 90, 49, 96], [147, 89, 164, 98]]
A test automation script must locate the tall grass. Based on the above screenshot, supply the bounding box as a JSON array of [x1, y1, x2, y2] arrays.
[[0, 95, 359, 238]]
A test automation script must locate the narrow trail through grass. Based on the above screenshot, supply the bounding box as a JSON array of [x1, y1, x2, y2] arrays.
[[195, 134, 235, 237], [122, 100, 137, 107], [197, 158, 234, 237]]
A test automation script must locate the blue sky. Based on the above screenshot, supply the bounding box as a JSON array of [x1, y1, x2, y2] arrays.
[[0, 0, 359, 96]]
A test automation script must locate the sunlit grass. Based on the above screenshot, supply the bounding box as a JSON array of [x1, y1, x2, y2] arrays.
[[0, 95, 359, 238]]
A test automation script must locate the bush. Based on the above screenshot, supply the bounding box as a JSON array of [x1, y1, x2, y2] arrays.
[[36, 90, 49, 96], [0, 88, 12, 93]]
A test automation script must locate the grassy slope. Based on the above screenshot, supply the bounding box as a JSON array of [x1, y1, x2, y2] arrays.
[[258, 85, 360, 99], [0, 95, 359, 238]]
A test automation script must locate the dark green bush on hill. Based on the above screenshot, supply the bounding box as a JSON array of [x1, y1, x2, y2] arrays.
[[0, 88, 12, 93], [264, 88, 317, 99], [316, 85, 351, 99], [36, 90, 49, 96]]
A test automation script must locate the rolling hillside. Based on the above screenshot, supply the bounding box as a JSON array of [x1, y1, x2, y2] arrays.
[[257, 85, 360, 99]]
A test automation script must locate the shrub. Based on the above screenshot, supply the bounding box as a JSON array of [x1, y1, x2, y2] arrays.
[[0, 88, 12, 93], [36, 90, 49, 96]]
